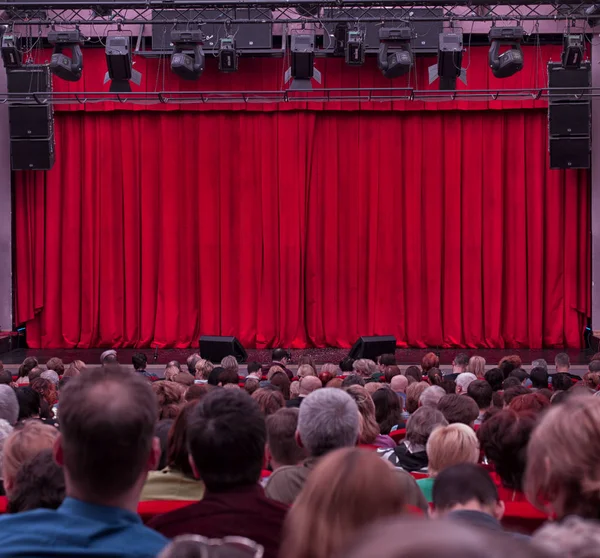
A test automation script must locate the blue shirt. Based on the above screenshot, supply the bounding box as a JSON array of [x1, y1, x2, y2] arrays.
[[0, 497, 168, 557]]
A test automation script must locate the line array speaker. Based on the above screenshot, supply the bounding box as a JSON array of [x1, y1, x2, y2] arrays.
[[7, 65, 55, 170], [548, 62, 591, 170]]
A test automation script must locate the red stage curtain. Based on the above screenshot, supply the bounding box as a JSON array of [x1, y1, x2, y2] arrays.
[[14, 109, 589, 349]]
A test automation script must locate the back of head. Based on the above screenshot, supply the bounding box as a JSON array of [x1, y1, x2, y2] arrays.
[[427, 368, 443, 386], [194, 359, 214, 381], [243, 377, 259, 396], [246, 361, 262, 377], [419, 385, 446, 408], [45, 357, 65, 376], [297, 388, 359, 457], [100, 350, 118, 365], [270, 371, 291, 400], [384, 365, 401, 383], [432, 463, 498, 512], [502, 377, 521, 390], [533, 516, 600, 558], [299, 375, 322, 396], [427, 424, 479, 476], [132, 352, 147, 370], [252, 387, 285, 416], [467, 356, 486, 379], [390, 374, 408, 393], [378, 354, 396, 367], [186, 353, 201, 375], [526, 395, 600, 520], [0, 369, 12, 385], [406, 406, 448, 446], [530, 366, 549, 389], [467, 380, 493, 410], [552, 373, 573, 392], [18, 357, 38, 378], [40, 370, 59, 386], [503, 386, 530, 406], [456, 373, 477, 394], [28, 367, 43, 383], [7, 448, 65, 513], [509, 368, 528, 384], [272, 348, 289, 363], [59, 366, 157, 500], [498, 355, 521, 378], [173, 372, 195, 387], [352, 359, 377, 378], [341, 374, 365, 388], [406, 381, 429, 414], [372, 387, 403, 435], [555, 352, 570, 371], [339, 357, 355, 373], [531, 358, 548, 371], [484, 368, 504, 391], [454, 353, 470, 369], [283, 448, 406, 558], [421, 352, 440, 373], [405, 366, 423, 383], [188, 389, 265, 492], [508, 392, 550, 415], [165, 365, 180, 382], [266, 408, 306, 467], [437, 394, 479, 426], [320, 363, 341, 377], [345, 385, 379, 445], [0, 386, 18, 425], [220, 356, 239, 374], [152, 380, 184, 420], [589, 360, 600, 374], [297, 364, 317, 379], [167, 400, 199, 476], [15, 387, 43, 421]]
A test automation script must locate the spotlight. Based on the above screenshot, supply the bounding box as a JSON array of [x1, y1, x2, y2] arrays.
[[105, 35, 141, 92], [218, 37, 238, 72], [1, 34, 22, 69], [333, 23, 347, 56], [378, 27, 413, 79], [289, 33, 315, 90], [170, 29, 205, 80], [345, 29, 365, 66], [436, 31, 463, 90], [48, 29, 83, 82], [488, 26, 524, 79], [562, 33, 584, 69]]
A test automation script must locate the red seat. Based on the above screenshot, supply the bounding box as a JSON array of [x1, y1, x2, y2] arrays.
[[409, 472, 429, 480], [137, 500, 195, 524], [390, 428, 406, 443], [502, 501, 549, 534], [0, 496, 7, 514], [260, 469, 272, 479]]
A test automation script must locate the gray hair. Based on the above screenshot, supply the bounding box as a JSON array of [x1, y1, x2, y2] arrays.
[[320, 363, 341, 376], [0, 419, 13, 475], [406, 406, 448, 446], [187, 353, 202, 374], [41, 370, 60, 386], [456, 373, 477, 393], [533, 516, 600, 557], [419, 386, 446, 408], [220, 356, 239, 374], [297, 388, 359, 457], [100, 350, 117, 364], [297, 364, 317, 379], [353, 359, 377, 378], [531, 359, 548, 371], [0, 386, 19, 426]]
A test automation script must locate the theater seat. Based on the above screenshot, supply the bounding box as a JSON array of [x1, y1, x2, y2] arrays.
[[502, 501, 548, 534], [137, 500, 195, 524], [0, 496, 7, 514], [409, 472, 429, 480], [390, 428, 406, 443]]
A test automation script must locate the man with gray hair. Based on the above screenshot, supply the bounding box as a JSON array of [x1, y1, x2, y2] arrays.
[[265, 388, 359, 505], [0, 386, 19, 426], [554, 353, 571, 373], [531, 359, 548, 372], [41, 370, 60, 387], [352, 359, 378, 379], [100, 350, 117, 365], [419, 386, 446, 408], [455, 372, 477, 395]]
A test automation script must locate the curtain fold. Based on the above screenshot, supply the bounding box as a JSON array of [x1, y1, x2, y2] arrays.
[[14, 109, 590, 349]]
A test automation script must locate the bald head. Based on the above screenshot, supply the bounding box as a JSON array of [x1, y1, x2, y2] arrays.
[[390, 375, 408, 393], [299, 375, 322, 396]]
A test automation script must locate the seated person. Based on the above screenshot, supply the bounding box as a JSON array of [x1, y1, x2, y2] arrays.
[[265, 408, 307, 475]]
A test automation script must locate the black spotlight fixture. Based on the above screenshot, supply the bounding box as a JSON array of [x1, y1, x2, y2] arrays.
[[378, 26, 413, 79], [488, 25, 524, 79], [562, 33, 584, 69], [286, 33, 322, 90], [435, 30, 464, 90], [105, 35, 141, 92], [1, 33, 22, 69], [48, 29, 83, 82], [346, 28, 365, 66], [170, 29, 205, 80], [218, 37, 238, 72], [333, 23, 348, 56]]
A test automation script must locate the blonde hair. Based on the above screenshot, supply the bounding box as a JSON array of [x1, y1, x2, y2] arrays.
[[467, 356, 486, 379], [406, 381, 429, 414], [365, 382, 385, 396], [290, 380, 300, 399], [297, 364, 316, 379], [220, 356, 239, 374], [525, 395, 600, 520], [344, 385, 380, 445], [267, 366, 285, 381], [426, 423, 480, 476], [3, 421, 58, 489], [164, 365, 180, 382], [282, 448, 406, 558], [194, 359, 214, 381]]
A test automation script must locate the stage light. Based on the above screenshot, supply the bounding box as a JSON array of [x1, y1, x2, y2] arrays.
[[1, 34, 22, 69], [378, 26, 413, 79], [170, 29, 205, 80], [488, 26, 524, 79], [436, 31, 463, 90], [562, 33, 584, 69], [345, 29, 365, 66], [218, 37, 238, 72], [48, 29, 83, 82], [333, 23, 347, 56], [289, 33, 315, 90], [105, 35, 141, 92]]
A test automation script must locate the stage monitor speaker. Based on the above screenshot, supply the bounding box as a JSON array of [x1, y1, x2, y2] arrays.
[[348, 336, 396, 360], [549, 102, 590, 136], [200, 335, 248, 363], [549, 137, 590, 169], [11, 136, 55, 170]]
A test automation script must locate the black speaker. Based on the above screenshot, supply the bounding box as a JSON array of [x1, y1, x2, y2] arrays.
[[549, 102, 590, 136], [199, 335, 248, 363], [7, 66, 50, 96], [549, 137, 590, 169], [9, 105, 53, 138], [11, 137, 55, 170], [548, 62, 590, 98], [348, 336, 396, 360]]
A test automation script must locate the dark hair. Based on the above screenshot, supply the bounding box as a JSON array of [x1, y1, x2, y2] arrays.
[[484, 368, 504, 392], [155, 419, 174, 471], [508, 393, 550, 415], [499, 360, 517, 379], [530, 367, 549, 390], [405, 366, 422, 383], [467, 380, 493, 410], [509, 368, 528, 383], [15, 387, 50, 421], [502, 386, 529, 406], [188, 389, 265, 491], [537, 388, 553, 402], [433, 463, 499, 512], [440, 379, 456, 395], [384, 366, 401, 383], [478, 409, 536, 491], [247, 362, 263, 376], [372, 387, 403, 435], [427, 369, 443, 387], [454, 353, 470, 368], [266, 408, 305, 467], [18, 357, 38, 379], [378, 354, 396, 367], [0, 369, 13, 385], [272, 348, 289, 362], [252, 386, 285, 416], [59, 366, 157, 499], [132, 352, 147, 370], [437, 394, 479, 426], [589, 360, 600, 373], [339, 357, 355, 373], [341, 375, 365, 388], [502, 377, 521, 390], [550, 390, 570, 405], [45, 358, 65, 376], [216, 368, 238, 387], [270, 371, 291, 400], [207, 367, 224, 386], [167, 401, 198, 477], [185, 384, 214, 402], [7, 449, 65, 513], [552, 373, 573, 392], [28, 368, 44, 382]]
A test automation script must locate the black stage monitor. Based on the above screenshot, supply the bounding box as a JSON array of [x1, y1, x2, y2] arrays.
[[348, 336, 396, 360], [200, 335, 248, 363]]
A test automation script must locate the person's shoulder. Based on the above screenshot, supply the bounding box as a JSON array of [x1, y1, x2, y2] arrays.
[[265, 464, 302, 485], [147, 501, 202, 531]]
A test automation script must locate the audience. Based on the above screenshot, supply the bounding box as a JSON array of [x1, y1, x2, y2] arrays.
[[287, 376, 321, 408], [266, 388, 359, 505], [149, 389, 287, 558], [406, 381, 429, 414], [372, 386, 404, 436], [502, 385, 529, 407], [437, 394, 479, 426], [345, 385, 390, 448], [0, 385, 19, 426], [270, 349, 293, 380], [554, 352, 570, 374], [384, 365, 402, 384], [533, 516, 600, 557], [282, 448, 406, 558], [341, 374, 365, 388], [186, 353, 202, 375], [132, 353, 158, 380], [467, 380, 493, 425], [296, 364, 316, 380], [269, 371, 291, 400], [15, 387, 57, 427], [447, 353, 469, 379], [550, 372, 572, 392], [419, 385, 445, 408], [0, 369, 12, 385], [339, 357, 355, 375], [352, 359, 377, 379], [485, 368, 504, 391], [390, 374, 408, 399], [194, 359, 214, 383], [467, 356, 486, 379], [266, 408, 307, 472], [421, 352, 439, 374], [152, 381, 184, 420], [455, 372, 477, 394], [508, 392, 550, 415], [246, 361, 263, 380], [252, 386, 286, 416], [529, 366, 548, 390], [405, 365, 423, 384]]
